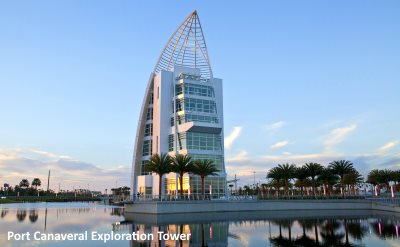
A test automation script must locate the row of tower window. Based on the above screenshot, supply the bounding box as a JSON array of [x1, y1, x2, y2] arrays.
[[174, 98, 217, 114], [175, 83, 215, 97], [168, 132, 222, 151], [170, 114, 219, 126]]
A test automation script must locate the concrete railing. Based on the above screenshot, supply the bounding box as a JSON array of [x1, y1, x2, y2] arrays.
[[367, 197, 400, 206]]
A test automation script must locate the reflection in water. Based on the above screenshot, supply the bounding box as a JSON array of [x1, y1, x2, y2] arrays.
[[0, 203, 399, 247], [370, 219, 398, 239], [294, 219, 314, 246], [29, 210, 38, 223], [128, 222, 228, 247], [16, 209, 27, 222], [111, 207, 124, 216], [1, 209, 8, 218], [126, 217, 400, 247]]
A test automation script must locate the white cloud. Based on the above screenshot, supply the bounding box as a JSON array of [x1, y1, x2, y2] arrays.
[[264, 121, 285, 131], [224, 126, 242, 150], [323, 124, 357, 154], [378, 141, 399, 153], [270, 140, 289, 149]]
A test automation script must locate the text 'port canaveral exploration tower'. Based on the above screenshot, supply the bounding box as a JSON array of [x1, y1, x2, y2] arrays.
[[131, 11, 227, 199]]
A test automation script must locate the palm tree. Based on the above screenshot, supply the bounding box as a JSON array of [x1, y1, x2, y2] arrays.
[[144, 153, 172, 200], [366, 169, 380, 186], [378, 169, 393, 193], [267, 164, 296, 198], [391, 170, 400, 187], [171, 154, 193, 198], [32, 178, 41, 190], [268, 178, 285, 198], [304, 163, 323, 195], [294, 166, 309, 198], [318, 167, 339, 196], [343, 170, 363, 195], [192, 160, 219, 199], [19, 179, 30, 190], [329, 160, 355, 196]]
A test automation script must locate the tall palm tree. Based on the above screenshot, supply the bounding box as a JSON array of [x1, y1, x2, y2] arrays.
[[267, 164, 296, 198], [329, 160, 355, 196], [144, 153, 172, 200], [171, 154, 193, 198], [32, 178, 41, 190], [192, 160, 219, 199], [304, 163, 323, 195]]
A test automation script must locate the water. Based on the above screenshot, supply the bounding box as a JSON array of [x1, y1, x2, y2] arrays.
[[1, 202, 399, 246]]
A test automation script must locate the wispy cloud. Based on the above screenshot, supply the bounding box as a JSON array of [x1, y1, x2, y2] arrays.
[[224, 126, 242, 150], [270, 140, 289, 149], [323, 124, 357, 154], [0, 148, 130, 191], [378, 141, 399, 153], [227, 150, 249, 162], [264, 121, 285, 132]]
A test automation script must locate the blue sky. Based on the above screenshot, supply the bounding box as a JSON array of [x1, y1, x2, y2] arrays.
[[0, 1, 399, 190]]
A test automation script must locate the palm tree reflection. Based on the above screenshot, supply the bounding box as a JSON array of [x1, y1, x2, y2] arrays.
[[1, 209, 8, 218], [370, 219, 398, 239], [16, 210, 27, 222], [347, 219, 368, 241], [294, 219, 315, 247], [29, 210, 39, 223], [320, 219, 345, 246], [269, 219, 295, 247]]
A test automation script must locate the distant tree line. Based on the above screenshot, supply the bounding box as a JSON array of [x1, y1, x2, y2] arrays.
[[1, 178, 43, 196]]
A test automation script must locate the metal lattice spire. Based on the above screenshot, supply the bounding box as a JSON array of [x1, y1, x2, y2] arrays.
[[154, 10, 213, 79]]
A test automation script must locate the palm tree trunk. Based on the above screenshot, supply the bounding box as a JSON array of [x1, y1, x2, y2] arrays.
[[159, 175, 162, 200], [285, 180, 289, 199], [179, 173, 184, 198], [312, 177, 316, 195], [201, 176, 205, 200], [301, 186, 304, 199], [341, 176, 345, 197]]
